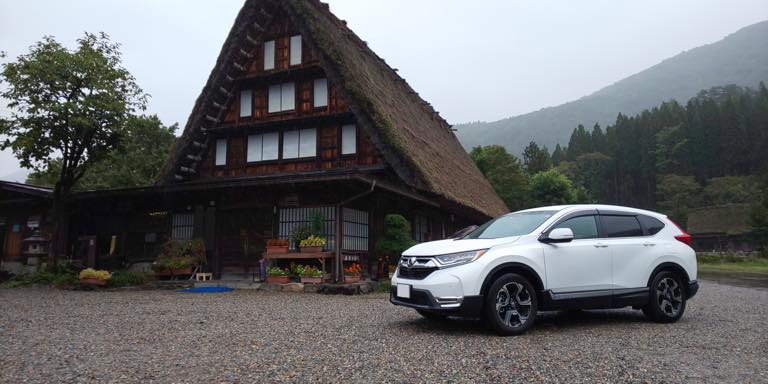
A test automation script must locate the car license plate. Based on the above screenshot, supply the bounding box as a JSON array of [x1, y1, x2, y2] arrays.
[[396, 284, 411, 299]]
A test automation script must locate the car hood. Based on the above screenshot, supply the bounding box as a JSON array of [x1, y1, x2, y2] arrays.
[[402, 237, 520, 256]]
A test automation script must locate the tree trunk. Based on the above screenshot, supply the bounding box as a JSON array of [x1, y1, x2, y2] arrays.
[[47, 182, 72, 267]]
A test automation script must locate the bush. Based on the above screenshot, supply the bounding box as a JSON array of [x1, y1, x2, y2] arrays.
[[0, 266, 78, 288], [155, 238, 206, 271], [107, 271, 151, 287]]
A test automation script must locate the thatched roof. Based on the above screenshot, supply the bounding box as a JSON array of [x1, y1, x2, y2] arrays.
[[159, 0, 507, 219], [687, 204, 753, 235]]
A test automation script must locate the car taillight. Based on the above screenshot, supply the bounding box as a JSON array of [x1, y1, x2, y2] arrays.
[[670, 220, 692, 246]]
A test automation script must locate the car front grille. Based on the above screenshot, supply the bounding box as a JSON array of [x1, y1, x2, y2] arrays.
[[397, 266, 437, 280], [390, 287, 431, 306]]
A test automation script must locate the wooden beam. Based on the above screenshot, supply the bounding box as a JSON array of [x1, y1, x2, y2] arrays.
[[239, 49, 253, 58], [179, 166, 196, 174]]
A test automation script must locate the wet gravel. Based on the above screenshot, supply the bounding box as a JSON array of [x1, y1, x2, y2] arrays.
[[1, 281, 766, 383]]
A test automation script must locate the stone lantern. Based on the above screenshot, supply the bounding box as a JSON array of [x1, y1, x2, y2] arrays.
[[22, 230, 49, 266]]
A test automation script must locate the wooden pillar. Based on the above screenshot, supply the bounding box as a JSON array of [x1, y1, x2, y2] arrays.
[[204, 204, 216, 275], [368, 195, 379, 280]]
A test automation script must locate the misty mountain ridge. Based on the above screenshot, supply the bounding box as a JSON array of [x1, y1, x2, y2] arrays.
[[455, 20, 768, 153]]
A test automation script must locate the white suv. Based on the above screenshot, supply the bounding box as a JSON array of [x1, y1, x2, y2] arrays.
[[390, 205, 699, 335]]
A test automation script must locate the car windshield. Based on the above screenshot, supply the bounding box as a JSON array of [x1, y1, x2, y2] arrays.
[[463, 211, 557, 239]]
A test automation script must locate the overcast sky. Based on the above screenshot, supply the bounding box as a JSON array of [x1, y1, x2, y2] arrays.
[[1, 0, 766, 181]]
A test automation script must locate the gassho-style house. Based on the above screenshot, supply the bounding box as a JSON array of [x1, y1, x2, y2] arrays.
[[0, 0, 507, 282]]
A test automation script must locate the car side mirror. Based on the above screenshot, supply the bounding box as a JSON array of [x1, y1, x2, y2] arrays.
[[540, 228, 574, 243]]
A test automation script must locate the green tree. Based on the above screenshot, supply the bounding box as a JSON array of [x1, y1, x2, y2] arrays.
[[656, 174, 702, 227], [0, 33, 146, 264], [470, 145, 530, 211], [375, 214, 417, 275], [26, 115, 176, 189], [573, 152, 613, 202], [566, 124, 592, 160], [529, 169, 579, 206], [654, 125, 689, 174], [522, 141, 551, 175], [551, 144, 566, 165], [703, 176, 760, 206]]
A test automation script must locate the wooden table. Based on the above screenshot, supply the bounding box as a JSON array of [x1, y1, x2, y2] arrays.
[[262, 251, 335, 281]]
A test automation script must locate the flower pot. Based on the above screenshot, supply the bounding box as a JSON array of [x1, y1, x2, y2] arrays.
[[300, 276, 322, 284], [344, 274, 360, 283], [266, 275, 290, 284], [153, 269, 171, 277], [300, 246, 323, 253], [80, 278, 107, 286], [171, 268, 193, 276], [266, 246, 289, 254]]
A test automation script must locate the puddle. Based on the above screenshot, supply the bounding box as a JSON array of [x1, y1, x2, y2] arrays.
[[698, 270, 768, 290]]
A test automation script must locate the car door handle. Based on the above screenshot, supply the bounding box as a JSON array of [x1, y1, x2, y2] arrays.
[[593, 243, 608, 248], [643, 242, 656, 247]]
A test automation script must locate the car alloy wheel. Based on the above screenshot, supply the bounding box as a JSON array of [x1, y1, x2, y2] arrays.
[[484, 273, 538, 335], [495, 281, 533, 328], [655, 277, 683, 317], [643, 270, 686, 323]]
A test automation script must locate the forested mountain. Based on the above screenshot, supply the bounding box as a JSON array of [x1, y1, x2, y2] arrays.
[[455, 20, 768, 154]]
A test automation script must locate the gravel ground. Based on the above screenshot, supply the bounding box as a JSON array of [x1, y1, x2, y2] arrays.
[[1, 281, 766, 384]]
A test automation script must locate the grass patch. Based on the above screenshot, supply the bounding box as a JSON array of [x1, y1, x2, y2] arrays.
[[377, 279, 392, 293], [697, 252, 768, 274]]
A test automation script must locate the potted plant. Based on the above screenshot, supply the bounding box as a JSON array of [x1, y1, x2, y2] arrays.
[[299, 235, 325, 253], [290, 225, 312, 250], [166, 257, 194, 276], [266, 266, 290, 284], [79, 268, 112, 286], [266, 238, 289, 254], [297, 265, 323, 284], [155, 239, 206, 277], [344, 262, 361, 283]]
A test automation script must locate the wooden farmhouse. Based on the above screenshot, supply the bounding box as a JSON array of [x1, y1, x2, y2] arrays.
[[0, 0, 507, 280]]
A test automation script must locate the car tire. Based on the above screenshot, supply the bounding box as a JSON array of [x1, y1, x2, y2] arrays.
[[415, 309, 448, 321], [643, 270, 687, 323], [484, 273, 538, 336]]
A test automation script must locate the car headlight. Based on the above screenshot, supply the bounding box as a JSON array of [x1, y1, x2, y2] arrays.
[[434, 249, 488, 267]]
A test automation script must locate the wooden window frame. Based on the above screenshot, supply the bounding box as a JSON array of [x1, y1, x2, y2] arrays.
[[245, 131, 281, 164], [214, 138, 228, 167], [267, 82, 296, 114]]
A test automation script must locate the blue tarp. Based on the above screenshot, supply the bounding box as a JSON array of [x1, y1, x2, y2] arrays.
[[176, 287, 234, 293]]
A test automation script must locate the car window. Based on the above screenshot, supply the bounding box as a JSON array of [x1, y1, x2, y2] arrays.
[[637, 215, 665, 235], [552, 215, 598, 239], [464, 211, 556, 239], [601, 215, 643, 237]]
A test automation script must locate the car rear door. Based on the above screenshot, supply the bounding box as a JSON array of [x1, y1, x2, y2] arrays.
[[542, 212, 613, 293], [597, 213, 655, 289]]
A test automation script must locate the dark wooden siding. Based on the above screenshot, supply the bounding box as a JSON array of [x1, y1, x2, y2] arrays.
[[222, 78, 348, 125], [198, 122, 380, 179]]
